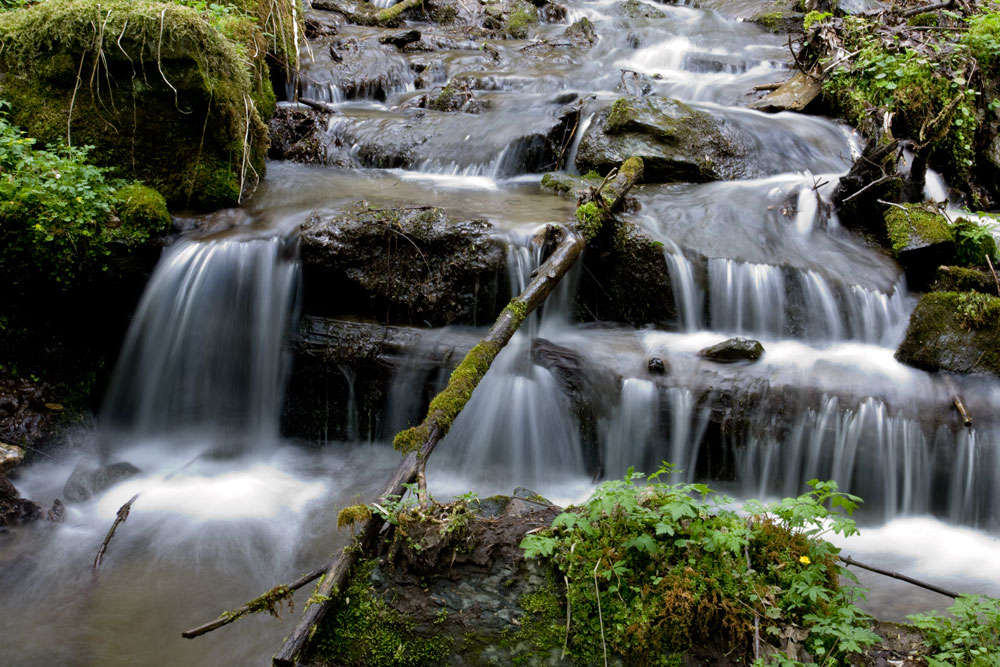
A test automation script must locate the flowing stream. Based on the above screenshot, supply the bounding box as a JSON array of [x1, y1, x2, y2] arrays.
[[3, 0, 1000, 664]]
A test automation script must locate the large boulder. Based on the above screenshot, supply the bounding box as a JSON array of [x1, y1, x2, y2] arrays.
[[575, 96, 745, 183], [300, 206, 509, 326], [63, 460, 141, 503], [0, 0, 282, 209], [896, 291, 1000, 376]]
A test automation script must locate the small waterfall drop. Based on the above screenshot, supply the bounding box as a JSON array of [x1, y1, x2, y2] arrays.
[[101, 234, 300, 452]]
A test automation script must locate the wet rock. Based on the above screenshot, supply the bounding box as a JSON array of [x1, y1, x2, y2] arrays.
[[47, 498, 65, 523], [884, 204, 955, 291], [750, 71, 822, 113], [837, 0, 887, 16], [0, 476, 43, 526], [300, 36, 414, 102], [698, 337, 765, 363], [379, 29, 422, 48], [564, 16, 597, 48], [615, 0, 666, 19], [0, 441, 25, 476], [647, 357, 667, 374], [63, 461, 141, 504], [896, 291, 1000, 377], [577, 220, 686, 325], [833, 139, 903, 237], [268, 107, 332, 164], [300, 206, 509, 327], [325, 102, 579, 175], [749, 8, 804, 34], [539, 171, 594, 196], [575, 96, 745, 183]]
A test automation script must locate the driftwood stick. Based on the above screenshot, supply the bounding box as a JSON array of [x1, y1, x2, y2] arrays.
[[986, 255, 1000, 297], [952, 396, 973, 427], [181, 565, 328, 639], [298, 97, 338, 114], [839, 555, 960, 599], [271, 226, 584, 666], [93, 493, 140, 571]]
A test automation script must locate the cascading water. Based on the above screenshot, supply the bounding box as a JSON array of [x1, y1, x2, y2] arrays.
[[101, 234, 300, 451]]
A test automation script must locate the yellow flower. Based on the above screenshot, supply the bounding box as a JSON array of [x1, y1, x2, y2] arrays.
[[799, 556, 811, 565]]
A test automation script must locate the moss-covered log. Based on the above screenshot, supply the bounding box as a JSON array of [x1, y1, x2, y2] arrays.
[[573, 155, 643, 242], [0, 0, 291, 208], [271, 223, 583, 666]]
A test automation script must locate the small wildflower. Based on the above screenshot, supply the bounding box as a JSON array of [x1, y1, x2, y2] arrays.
[[799, 555, 811, 565]]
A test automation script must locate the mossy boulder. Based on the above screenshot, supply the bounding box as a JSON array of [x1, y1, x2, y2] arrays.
[[0, 0, 278, 209], [749, 8, 804, 33], [575, 96, 744, 183], [299, 206, 509, 326], [884, 204, 955, 290], [896, 291, 1000, 377], [933, 265, 997, 294]]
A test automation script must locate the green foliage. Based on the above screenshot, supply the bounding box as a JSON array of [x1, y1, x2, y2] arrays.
[[0, 109, 168, 286], [822, 16, 979, 177], [521, 466, 879, 664], [908, 595, 1000, 665], [963, 8, 1000, 74], [952, 218, 999, 266]]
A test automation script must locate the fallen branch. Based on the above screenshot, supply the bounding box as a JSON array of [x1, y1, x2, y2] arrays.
[[298, 96, 338, 114], [374, 0, 422, 24], [93, 493, 139, 571], [839, 554, 960, 599], [900, 0, 953, 18], [270, 224, 583, 666], [181, 565, 327, 639]]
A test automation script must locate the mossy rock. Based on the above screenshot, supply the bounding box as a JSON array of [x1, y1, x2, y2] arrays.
[[896, 291, 1000, 376], [933, 266, 997, 294], [0, 0, 279, 209], [575, 96, 744, 183], [503, 0, 538, 38], [883, 203, 955, 290], [540, 171, 593, 196], [615, 0, 665, 20], [749, 9, 804, 33]]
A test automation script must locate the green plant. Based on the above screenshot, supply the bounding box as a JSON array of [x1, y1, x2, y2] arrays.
[[521, 466, 879, 664], [909, 595, 1000, 665], [0, 109, 169, 286]]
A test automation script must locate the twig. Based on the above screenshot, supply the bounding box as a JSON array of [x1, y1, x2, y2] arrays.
[[67, 50, 88, 145], [93, 493, 140, 571], [745, 540, 760, 662], [901, 0, 953, 17], [841, 174, 895, 203], [839, 555, 960, 599], [987, 255, 1000, 297], [593, 557, 608, 667]]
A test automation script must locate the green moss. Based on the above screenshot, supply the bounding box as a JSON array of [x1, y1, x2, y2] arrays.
[[502, 299, 528, 328], [0, 0, 277, 208], [575, 201, 603, 242], [896, 291, 1000, 375], [605, 97, 633, 134], [337, 504, 373, 531], [500, 581, 564, 662], [934, 265, 996, 293], [503, 0, 538, 39], [110, 183, 170, 242], [618, 155, 643, 183], [310, 558, 453, 666], [954, 291, 1000, 328], [539, 172, 574, 194], [803, 10, 831, 30], [374, 0, 422, 25], [393, 423, 430, 453], [906, 12, 938, 27], [884, 204, 953, 255], [221, 583, 294, 621], [952, 218, 999, 267], [753, 11, 785, 32]]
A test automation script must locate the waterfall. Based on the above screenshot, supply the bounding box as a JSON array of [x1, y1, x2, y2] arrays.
[[101, 234, 300, 452]]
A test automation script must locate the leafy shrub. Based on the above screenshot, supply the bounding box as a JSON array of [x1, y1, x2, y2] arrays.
[[0, 107, 169, 286], [521, 465, 880, 664], [909, 595, 1000, 665]]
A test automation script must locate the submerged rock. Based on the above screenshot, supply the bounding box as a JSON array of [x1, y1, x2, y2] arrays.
[[63, 461, 141, 504], [698, 337, 765, 363], [300, 206, 509, 326], [896, 291, 1000, 377], [575, 96, 745, 183]]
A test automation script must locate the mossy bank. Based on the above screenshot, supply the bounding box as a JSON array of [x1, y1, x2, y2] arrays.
[[0, 0, 298, 208]]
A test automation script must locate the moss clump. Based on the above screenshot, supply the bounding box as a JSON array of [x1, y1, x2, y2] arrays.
[[393, 341, 501, 452], [954, 290, 1000, 328], [221, 583, 294, 621], [0, 0, 281, 208], [803, 10, 831, 30], [752, 11, 785, 32], [111, 183, 171, 242], [337, 504, 373, 531], [539, 172, 575, 194], [309, 559, 454, 666], [884, 204, 953, 255], [952, 218, 999, 267], [605, 97, 633, 134], [906, 12, 938, 27], [502, 299, 528, 328], [503, 0, 538, 39], [934, 265, 997, 293], [575, 201, 603, 242], [500, 582, 564, 660]]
